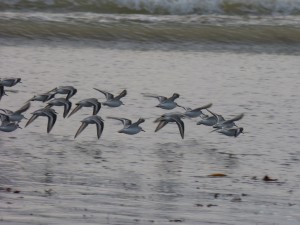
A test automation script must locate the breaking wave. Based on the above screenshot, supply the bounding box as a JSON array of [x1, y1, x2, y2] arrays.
[[1, 0, 300, 15]]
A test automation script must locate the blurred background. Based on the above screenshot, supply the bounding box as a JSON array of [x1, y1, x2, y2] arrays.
[[1, 1, 300, 225]]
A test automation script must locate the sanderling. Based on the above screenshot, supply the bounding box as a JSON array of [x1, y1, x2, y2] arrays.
[[25, 108, 57, 133], [0, 120, 21, 132], [154, 112, 185, 139], [46, 98, 72, 118], [0, 102, 31, 122], [68, 98, 101, 117], [217, 127, 244, 137], [142, 93, 183, 110], [107, 117, 145, 135], [182, 103, 212, 118], [93, 88, 127, 107], [0, 78, 21, 87], [75, 115, 104, 139], [50, 86, 77, 100], [0, 113, 21, 132]]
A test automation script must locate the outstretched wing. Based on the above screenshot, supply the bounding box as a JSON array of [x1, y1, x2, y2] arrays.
[[46, 112, 57, 133], [115, 89, 127, 100], [74, 122, 88, 139], [155, 120, 168, 132], [107, 116, 132, 126], [206, 109, 225, 123], [190, 103, 213, 112], [66, 88, 77, 100], [15, 102, 31, 114], [0, 108, 13, 115], [223, 113, 244, 125], [93, 88, 114, 100], [25, 114, 39, 127], [132, 118, 145, 126], [63, 100, 72, 118], [68, 104, 82, 118], [142, 93, 167, 103], [172, 117, 185, 139], [95, 120, 104, 139]]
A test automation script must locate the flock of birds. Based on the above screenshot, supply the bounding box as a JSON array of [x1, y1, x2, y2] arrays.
[[0, 78, 245, 140]]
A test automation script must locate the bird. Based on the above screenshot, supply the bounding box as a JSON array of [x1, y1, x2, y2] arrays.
[[45, 98, 72, 118], [0, 113, 21, 132], [0, 101, 31, 122], [25, 108, 57, 133], [68, 98, 101, 117], [107, 117, 145, 135], [28, 92, 56, 102], [216, 127, 244, 137], [0, 78, 21, 87], [50, 86, 77, 100], [182, 103, 213, 118], [142, 93, 183, 110], [75, 115, 104, 139], [93, 88, 127, 107], [154, 112, 185, 139]]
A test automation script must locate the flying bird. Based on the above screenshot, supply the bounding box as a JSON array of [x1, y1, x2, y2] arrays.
[[107, 117, 145, 135], [94, 88, 127, 107]]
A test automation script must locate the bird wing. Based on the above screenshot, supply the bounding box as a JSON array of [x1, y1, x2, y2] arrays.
[[93, 88, 114, 100], [66, 88, 77, 100], [190, 103, 213, 112], [86, 99, 101, 115], [224, 113, 244, 124], [132, 118, 145, 126], [172, 117, 185, 139], [206, 109, 225, 123], [74, 122, 88, 139], [46, 112, 57, 133], [68, 104, 83, 117], [95, 119, 104, 139], [25, 114, 39, 127], [107, 116, 132, 126], [63, 100, 72, 118], [115, 89, 127, 100], [0, 108, 13, 115], [155, 120, 168, 133], [142, 93, 167, 103], [15, 102, 31, 114]]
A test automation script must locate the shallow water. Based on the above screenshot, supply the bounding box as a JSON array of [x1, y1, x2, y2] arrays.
[[0, 39, 300, 225]]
